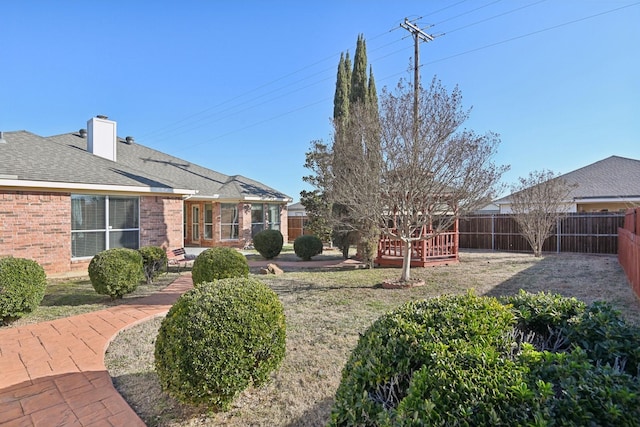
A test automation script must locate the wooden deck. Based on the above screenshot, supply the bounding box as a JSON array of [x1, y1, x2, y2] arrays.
[[375, 230, 459, 267]]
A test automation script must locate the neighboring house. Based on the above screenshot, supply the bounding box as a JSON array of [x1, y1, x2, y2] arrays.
[[495, 156, 640, 214], [0, 116, 291, 275]]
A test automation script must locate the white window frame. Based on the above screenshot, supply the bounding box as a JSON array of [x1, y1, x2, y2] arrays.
[[71, 195, 140, 259]]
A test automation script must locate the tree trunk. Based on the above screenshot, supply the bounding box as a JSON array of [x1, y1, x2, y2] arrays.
[[400, 240, 412, 281], [534, 242, 542, 257]]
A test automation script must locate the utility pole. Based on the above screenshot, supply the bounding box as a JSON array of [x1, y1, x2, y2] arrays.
[[400, 18, 436, 145]]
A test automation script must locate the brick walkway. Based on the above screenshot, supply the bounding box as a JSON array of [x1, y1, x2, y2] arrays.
[[0, 257, 362, 427], [0, 274, 193, 427]]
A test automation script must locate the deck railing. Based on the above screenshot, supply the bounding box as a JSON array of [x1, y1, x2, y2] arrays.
[[377, 230, 458, 267]]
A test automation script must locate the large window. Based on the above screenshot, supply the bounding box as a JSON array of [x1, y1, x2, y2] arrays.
[[251, 204, 264, 237], [267, 204, 281, 231], [221, 203, 239, 240], [71, 195, 139, 258], [204, 203, 213, 240], [251, 203, 281, 237]]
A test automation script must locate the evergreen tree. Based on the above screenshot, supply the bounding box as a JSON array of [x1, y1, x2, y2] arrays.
[[368, 65, 378, 117], [304, 34, 380, 264], [333, 53, 350, 123], [350, 34, 369, 106]]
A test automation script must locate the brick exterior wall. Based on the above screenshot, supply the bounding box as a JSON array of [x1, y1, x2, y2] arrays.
[[0, 191, 186, 276], [140, 196, 184, 250], [0, 191, 72, 275]]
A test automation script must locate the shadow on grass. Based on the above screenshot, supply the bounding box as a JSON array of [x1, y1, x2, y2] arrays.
[[40, 280, 111, 307], [482, 252, 640, 324], [482, 255, 560, 299], [41, 274, 184, 308], [263, 277, 378, 296], [111, 371, 204, 427], [286, 397, 334, 427]]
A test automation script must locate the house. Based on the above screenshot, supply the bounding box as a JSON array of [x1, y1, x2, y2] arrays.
[[495, 156, 640, 214], [0, 116, 291, 275]]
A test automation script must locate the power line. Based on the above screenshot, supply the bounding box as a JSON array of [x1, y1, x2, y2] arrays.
[[425, 1, 640, 66], [141, 1, 638, 148], [141, 2, 501, 142], [440, 0, 549, 35], [433, 0, 504, 26], [139, 2, 502, 143]]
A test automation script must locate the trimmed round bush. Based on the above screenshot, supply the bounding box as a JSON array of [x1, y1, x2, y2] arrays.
[[330, 292, 640, 426], [88, 248, 144, 299], [253, 229, 283, 260], [293, 235, 323, 261], [154, 277, 286, 410], [0, 257, 47, 323], [138, 246, 168, 284], [191, 247, 249, 285]]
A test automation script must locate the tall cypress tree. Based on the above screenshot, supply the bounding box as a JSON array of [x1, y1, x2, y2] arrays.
[[302, 33, 382, 261], [367, 65, 378, 117], [350, 34, 369, 107], [332, 34, 381, 264], [333, 53, 350, 123]]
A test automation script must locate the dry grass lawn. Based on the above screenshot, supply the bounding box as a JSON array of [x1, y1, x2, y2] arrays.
[[105, 250, 640, 426]]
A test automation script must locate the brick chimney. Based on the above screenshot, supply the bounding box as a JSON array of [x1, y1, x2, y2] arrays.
[[87, 116, 117, 162]]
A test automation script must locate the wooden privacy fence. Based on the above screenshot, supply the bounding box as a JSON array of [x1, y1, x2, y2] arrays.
[[459, 212, 625, 254], [618, 208, 640, 299], [287, 216, 307, 242]]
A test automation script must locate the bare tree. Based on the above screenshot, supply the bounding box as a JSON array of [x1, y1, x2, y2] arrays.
[[331, 78, 508, 282], [508, 170, 577, 257]]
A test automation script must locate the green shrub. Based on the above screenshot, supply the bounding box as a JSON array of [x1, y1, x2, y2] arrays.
[[293, 235, 323, 261], [0, 257, 47, 323], [502, 289, 586, 336], [191, 247, 249, 285], [88, 248, 143, 299], [138, 246, 168, 284], [330, 293, 518, 426], [154, 277, 286, 410], [253, 229, 283, 260], [563, 302, 640, 376], [330, 292, 640, 426], [524, 346, 640, 426]]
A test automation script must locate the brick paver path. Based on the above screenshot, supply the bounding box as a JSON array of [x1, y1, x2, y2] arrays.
[[0, 274, 193, 427]]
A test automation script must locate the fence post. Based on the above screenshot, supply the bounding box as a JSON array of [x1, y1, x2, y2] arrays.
[[491, 214, 495, 250], [556, 217, 561, 253]]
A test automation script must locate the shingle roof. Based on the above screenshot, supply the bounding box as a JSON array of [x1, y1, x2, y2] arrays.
[[560, 156, 640, 200], [0, 130, 290, 201], [495, 156, 640, 204]]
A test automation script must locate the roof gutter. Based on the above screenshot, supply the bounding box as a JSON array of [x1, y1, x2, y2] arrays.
[[186, 195, 292, 203], [0, 178, 196, 196], [574, 196, 640, 203], [242, 195, 293, 203]]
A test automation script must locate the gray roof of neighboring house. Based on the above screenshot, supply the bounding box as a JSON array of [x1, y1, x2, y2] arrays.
[[495, 156, 640, 204], [0, 130, 290, 201]]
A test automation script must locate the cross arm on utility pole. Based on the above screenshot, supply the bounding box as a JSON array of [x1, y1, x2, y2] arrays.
[[400, 18, 438, 144], [400, 18, 435, 43]]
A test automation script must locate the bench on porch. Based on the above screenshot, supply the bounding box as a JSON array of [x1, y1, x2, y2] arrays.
[[165, 248, 196, 273]]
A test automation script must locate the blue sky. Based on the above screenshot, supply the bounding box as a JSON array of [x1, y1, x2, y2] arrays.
[[1, 1, 638, 203]]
